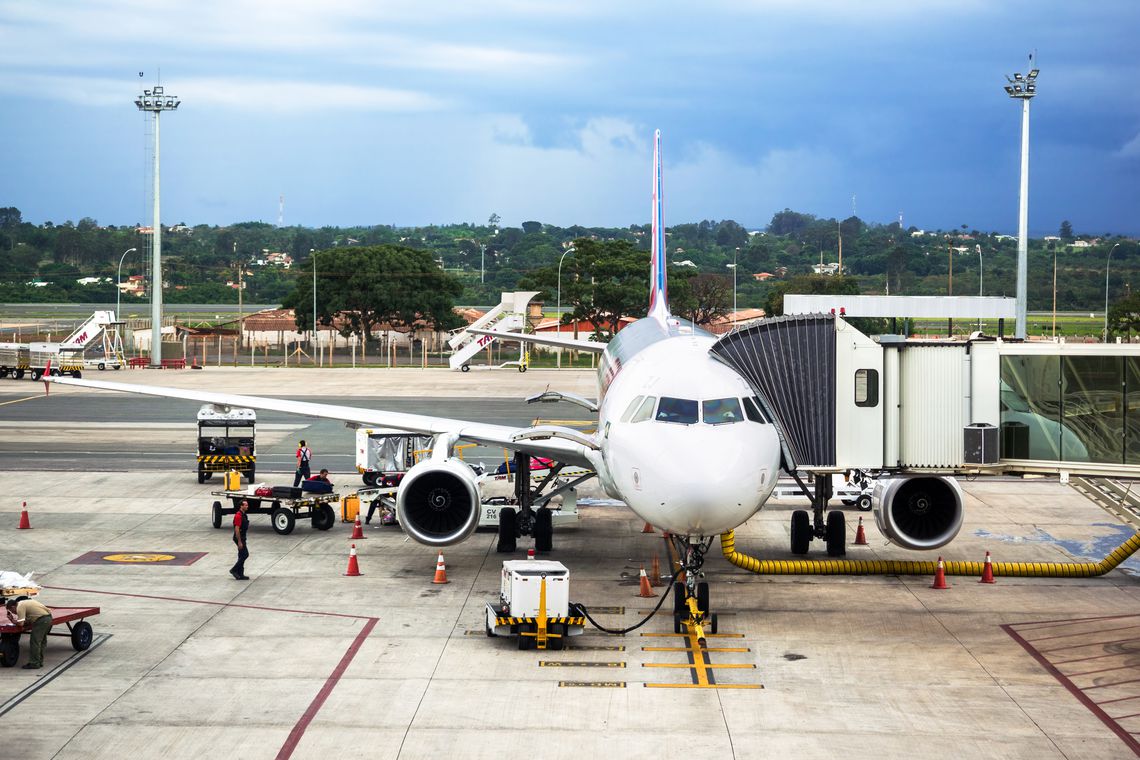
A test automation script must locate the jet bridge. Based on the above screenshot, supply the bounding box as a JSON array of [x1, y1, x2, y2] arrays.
[[711, 313, 1140, 480]]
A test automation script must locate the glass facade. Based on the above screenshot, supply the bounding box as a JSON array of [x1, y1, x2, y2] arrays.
[[1000, 354, 1140, 464]]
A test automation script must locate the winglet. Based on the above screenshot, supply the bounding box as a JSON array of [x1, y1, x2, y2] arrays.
[[647, 129, 670, 325]]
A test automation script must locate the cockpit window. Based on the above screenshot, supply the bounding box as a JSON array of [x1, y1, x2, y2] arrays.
[[742, 396, 768, 423], [702, 398, 742, 425], [656, 397, 698, 425], [621, 396, 645, 423], [630, 395, 657, 423]]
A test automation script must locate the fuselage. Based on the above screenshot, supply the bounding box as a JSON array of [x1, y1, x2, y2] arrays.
[[584, 317, 781, 536]]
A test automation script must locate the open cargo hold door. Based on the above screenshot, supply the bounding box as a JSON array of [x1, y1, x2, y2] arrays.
[[709, 313, 837, 471]]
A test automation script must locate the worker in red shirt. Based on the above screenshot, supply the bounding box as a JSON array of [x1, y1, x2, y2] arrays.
[[293, 439, 312, 487], [230, 499, 250, 580]]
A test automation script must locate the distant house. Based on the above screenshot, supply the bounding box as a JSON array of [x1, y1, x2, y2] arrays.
[[1043, 236, 1061, 242], [812, 262, 840, 275], [752, 272, 776, 281], [706, 308, 767, 335]]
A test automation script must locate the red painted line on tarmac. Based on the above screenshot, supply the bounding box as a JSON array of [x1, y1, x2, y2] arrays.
[[1038, 635, 1140, 654], [276, 617, 377, 760], [44, 585, 374, 620], [1004, 623, 1140, 757], [1014, 614, 1136, 633], [1083, 677, 1140, 691], [1067, 663, 1140, 678], [1025, 622, 1140, 644]]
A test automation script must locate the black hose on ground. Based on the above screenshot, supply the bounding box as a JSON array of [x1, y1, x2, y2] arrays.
[[575, 567, 682, 635]]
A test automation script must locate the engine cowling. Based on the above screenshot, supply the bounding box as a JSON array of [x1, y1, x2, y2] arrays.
[[872, 475, 964, 551], [396, 458, 481, 547]]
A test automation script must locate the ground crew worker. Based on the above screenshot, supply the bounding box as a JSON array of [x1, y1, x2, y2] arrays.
[[293, 439, 312, 487], [230, 499, 250, 580], [5, 596, 52, 669]]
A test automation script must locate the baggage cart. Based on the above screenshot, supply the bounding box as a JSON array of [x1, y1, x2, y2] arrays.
[[210, 488, 339, 535], [0, 606, 101, 667]]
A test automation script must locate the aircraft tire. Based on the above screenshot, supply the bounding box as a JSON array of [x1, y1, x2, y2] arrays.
[[534, 507, 553, 552], [673, 613, 684, 634], [496, 507, 517, 553], [790, 510, 811, 555], [709, 613, 718, 635], [826, 510, 846, 557], [673, 583, 686, 615]]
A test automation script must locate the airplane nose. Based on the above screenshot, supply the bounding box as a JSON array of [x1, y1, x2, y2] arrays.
[[625, 423, 779, 535]]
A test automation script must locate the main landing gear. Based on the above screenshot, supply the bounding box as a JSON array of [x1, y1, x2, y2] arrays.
[[789, 473, 846, 557], [496, 452, 555, 554], [668, 535, 719, 645]]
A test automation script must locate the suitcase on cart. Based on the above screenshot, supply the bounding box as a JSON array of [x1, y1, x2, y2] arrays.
[[272, 486, 302, 499]]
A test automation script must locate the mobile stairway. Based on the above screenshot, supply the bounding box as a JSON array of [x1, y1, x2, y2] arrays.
[[449, 291, 539, 371]]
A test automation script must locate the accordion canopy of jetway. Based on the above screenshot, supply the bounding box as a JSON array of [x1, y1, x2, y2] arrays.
[[710, 313, 1140, 479]]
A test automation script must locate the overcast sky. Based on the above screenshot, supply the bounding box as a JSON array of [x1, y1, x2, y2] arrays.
[[1, 0, 1138, 236]]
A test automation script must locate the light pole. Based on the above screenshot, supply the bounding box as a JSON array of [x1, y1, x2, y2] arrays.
[[480, 243, 486, 284], [1004, 61, 1038, 339], [978, 246, 984, 331], [311, 249, 320, 366], [727, 247, 738, 326], [134, 85, 180, 366], [556, 246, 575, 368], [116, 247, 137, 320], [1104, 242, 1121, 342]]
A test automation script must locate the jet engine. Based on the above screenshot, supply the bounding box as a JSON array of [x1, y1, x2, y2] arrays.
[[872, 475, 964, 551], [396, 458, 481, 547]]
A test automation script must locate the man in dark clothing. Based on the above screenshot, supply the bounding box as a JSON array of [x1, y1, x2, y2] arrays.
[[231, 499, 250, 580], [293, 439, 312, 487], [6, 596, 52, 669]]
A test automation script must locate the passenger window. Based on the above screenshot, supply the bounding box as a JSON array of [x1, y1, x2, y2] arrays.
[[855, 369, 879, 407], [656, 397, 698, 425], [630, 396, 657, 423], [702, 398, 742, 425], [742, 397, 767, 423], [621, 396, 645, 423]]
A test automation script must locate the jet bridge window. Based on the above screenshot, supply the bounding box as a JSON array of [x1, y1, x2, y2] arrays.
[[702, 398, 742, 425], [630, 395, 657, 423], [656, 397, 698, 425], [854, 369, 879, 407]]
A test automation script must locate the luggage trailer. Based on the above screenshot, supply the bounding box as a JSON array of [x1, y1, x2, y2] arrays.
[[0, 606, 101, 667], [209, 487, 339, 535]]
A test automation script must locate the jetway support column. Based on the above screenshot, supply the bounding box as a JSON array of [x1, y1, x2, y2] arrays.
[[812, 475, 833, 538]]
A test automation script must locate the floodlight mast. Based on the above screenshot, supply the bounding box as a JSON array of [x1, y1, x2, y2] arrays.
[[1005, 63, 1037, 339], [134, 85, 180, 366]]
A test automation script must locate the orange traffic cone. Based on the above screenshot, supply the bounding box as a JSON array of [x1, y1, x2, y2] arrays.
[[351, 516, 365, 540], [432, 552, 449, 584], [931, 556, 949, 590], [636, 565, 657, 598], [344, 544, 362, 576], [649, 554, 662, 587], [854, 516, 868, 545], [18, 502, 30, 530], [979, 551, 996, 584], [641, 521, 654, 534]]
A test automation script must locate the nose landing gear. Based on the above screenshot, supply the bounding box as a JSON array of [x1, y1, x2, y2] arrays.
[[668, 534, 718, 646]]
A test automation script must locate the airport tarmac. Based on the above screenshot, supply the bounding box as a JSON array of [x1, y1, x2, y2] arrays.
[[2, 368, 1139, 759]]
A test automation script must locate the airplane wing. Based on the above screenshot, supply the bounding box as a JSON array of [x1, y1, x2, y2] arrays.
[[467, 327, 606, 354], [44, 375, 597, 468]]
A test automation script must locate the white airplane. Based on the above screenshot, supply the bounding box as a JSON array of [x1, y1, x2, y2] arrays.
[[45, 132, 962, 627]]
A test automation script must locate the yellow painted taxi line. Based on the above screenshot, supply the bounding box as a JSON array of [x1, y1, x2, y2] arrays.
[[644, 683, 763, 690], [642, 646, 750, 653]]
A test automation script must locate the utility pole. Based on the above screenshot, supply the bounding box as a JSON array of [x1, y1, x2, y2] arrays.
[[134, 84, 180, 367]]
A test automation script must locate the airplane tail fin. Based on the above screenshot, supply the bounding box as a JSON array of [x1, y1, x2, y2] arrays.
[[647, 129, 670, 324]]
